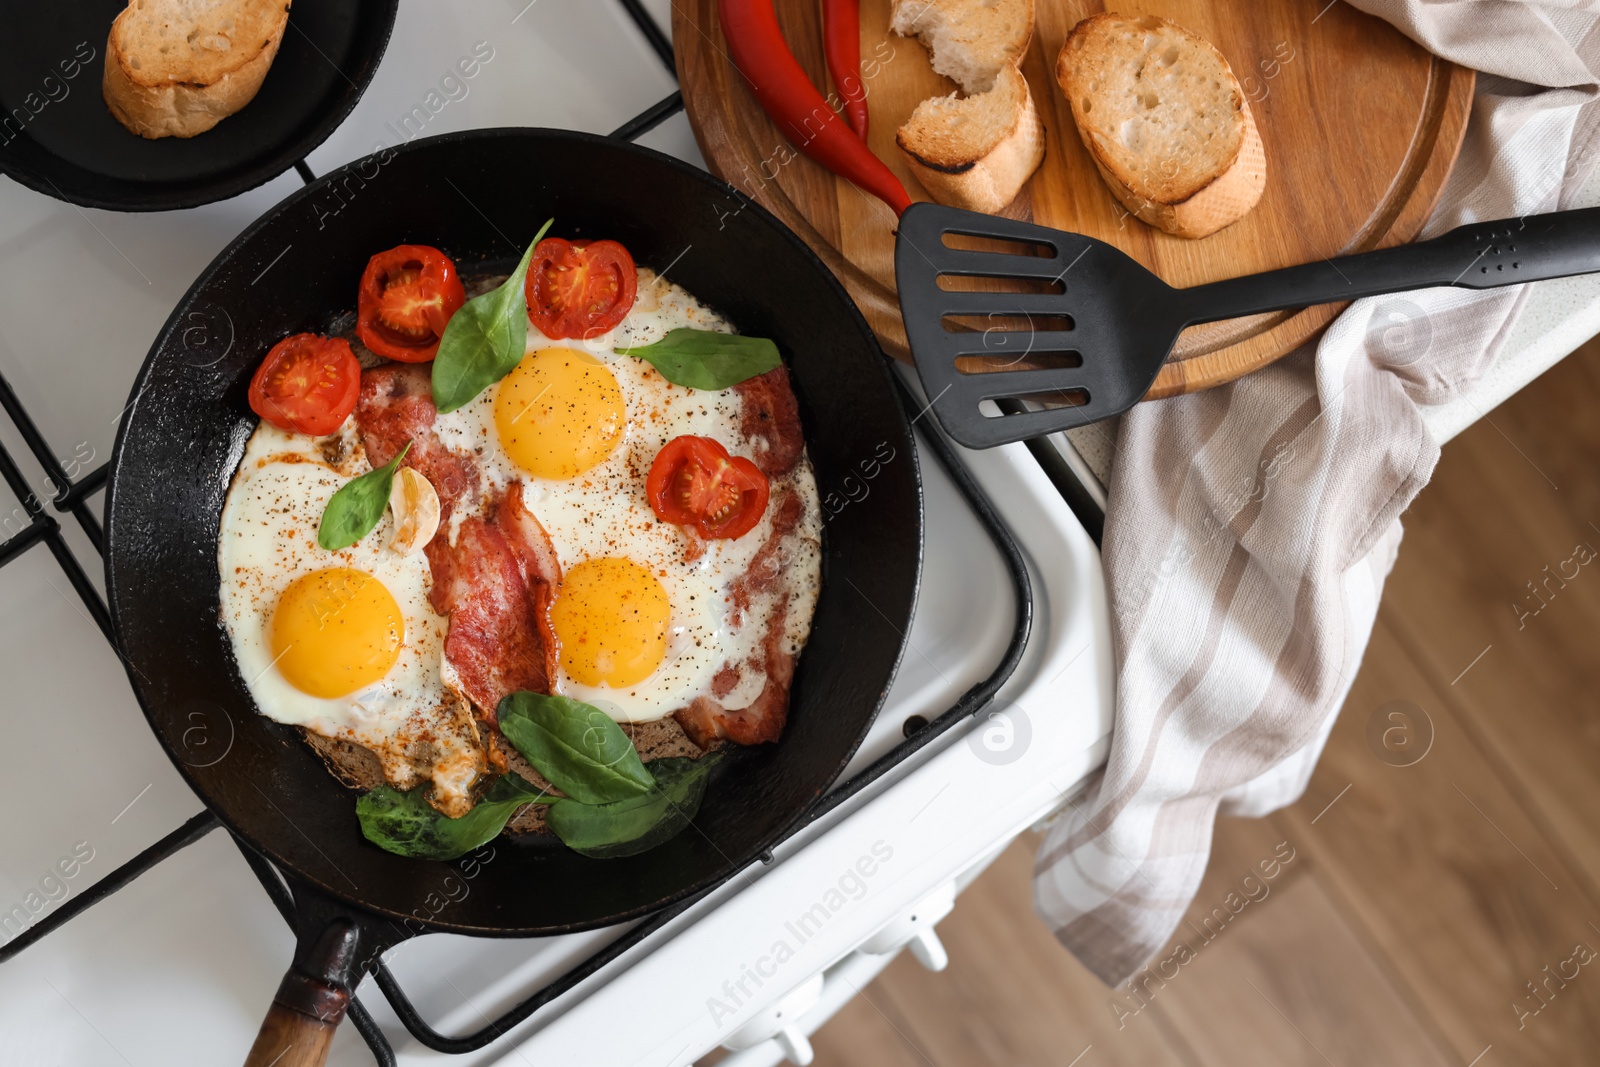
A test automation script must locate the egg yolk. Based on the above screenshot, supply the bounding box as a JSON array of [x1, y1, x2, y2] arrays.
[[270, 567, 404, 698], [495, 347, 624, 480], [550, 558, 671, 688]]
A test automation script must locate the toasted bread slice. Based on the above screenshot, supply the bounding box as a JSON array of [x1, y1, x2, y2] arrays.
[[897, 62, 1045, 215], [890, 0, 1034, 94], [1056, 13, 1265, 239], [103, 0, 291, 139]]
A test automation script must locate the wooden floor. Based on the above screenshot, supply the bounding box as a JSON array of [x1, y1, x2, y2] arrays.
[[808, 335, 1600, 1067]]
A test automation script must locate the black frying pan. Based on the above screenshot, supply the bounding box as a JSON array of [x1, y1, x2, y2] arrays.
[[0, 0, 397, 210], [104, 129, 922, 1063]]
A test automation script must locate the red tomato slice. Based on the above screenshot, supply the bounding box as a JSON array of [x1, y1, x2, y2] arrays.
[[525, 238, 638, 341], [356, 245, 466, 362], [647, 435, 770, 540], [248, 333, 361, 437]]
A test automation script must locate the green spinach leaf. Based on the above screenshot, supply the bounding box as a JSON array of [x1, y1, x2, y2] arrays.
[[357, 772, 552, 861], [317, 440, 411, 550], [497, 692, 654, 804], [430, 218, 553, 413], [616, 328, 781, 391], [546, 754, 721, 859]]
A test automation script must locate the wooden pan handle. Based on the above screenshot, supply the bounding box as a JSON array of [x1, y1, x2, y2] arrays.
[[244, 1006, 338, 1066], [243, 927, 358, 1067]]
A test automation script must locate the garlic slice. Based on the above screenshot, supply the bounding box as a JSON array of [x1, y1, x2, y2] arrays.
[[388, 466, 440, 555]]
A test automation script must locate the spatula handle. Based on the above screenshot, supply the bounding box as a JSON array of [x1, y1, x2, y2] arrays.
[[1177, 208, 1600, 324]]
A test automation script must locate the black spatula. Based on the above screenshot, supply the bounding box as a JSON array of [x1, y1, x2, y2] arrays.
[[896, 203, 1600, 449]]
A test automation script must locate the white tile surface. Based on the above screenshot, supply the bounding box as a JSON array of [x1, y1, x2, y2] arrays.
[[302, 1, 679, 178], [2, 831, 294, 1067]]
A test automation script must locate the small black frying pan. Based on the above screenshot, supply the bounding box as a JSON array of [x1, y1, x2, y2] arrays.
[[104, 129, 923, 1064], [0, 0, 397, 210]]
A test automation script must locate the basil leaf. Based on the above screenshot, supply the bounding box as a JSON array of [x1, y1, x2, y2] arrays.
[[317, 440, 411, 550], [497, 692, 654, 804], [357, 773, 551, 861], [431, 218, 554, 413], [546, 755, 721, 859], [616, 329, 781, 390]]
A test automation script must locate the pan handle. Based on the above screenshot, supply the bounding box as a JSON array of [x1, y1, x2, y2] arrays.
[[242, 920, 362, 1067], [244, 1002, 340, 1067]]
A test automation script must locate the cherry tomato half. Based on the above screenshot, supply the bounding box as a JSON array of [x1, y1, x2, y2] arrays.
[[646, 435, 770, 540], [248, 333, 361, 437], [356, 244, 466, 362], [525, 238, 638, 341]]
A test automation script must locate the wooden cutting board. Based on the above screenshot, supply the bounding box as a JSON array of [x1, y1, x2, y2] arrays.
[[675, 1, 1474, 399]]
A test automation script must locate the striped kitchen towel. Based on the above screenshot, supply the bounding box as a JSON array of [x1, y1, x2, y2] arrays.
[[1033, 0, 1600, 986]]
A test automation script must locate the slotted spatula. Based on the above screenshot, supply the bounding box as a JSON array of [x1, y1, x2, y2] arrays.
[[896, 203, 1600, 449]]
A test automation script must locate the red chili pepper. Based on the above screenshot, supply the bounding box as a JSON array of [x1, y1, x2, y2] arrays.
[[823, 0, 869, 139], [718, 0, 911, 216]]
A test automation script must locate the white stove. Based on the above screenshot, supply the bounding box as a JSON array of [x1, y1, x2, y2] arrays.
[[0, 3, 1113, 1064]]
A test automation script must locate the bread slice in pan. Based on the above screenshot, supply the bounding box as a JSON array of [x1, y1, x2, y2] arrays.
[[303, 716, 708, 836], [890, 0, 1035, 94], [896, 62, 1045, 215], [102, 0, 292, 139], [1056, 13, 1266, 239]]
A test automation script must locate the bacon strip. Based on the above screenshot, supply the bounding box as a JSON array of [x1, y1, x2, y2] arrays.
[[498, 481, 563, 597], [425, 483, 562, 724], [354, 366, 561, 723], [354, 363, 480, 526], [677, 486, 806, 747], [730, 488, 802, 626], [735, 367, 805, 476], [676, 596, 794, 747]]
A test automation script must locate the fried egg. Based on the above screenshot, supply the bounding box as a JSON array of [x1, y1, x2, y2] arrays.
[[217, 423, 484, 812]]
